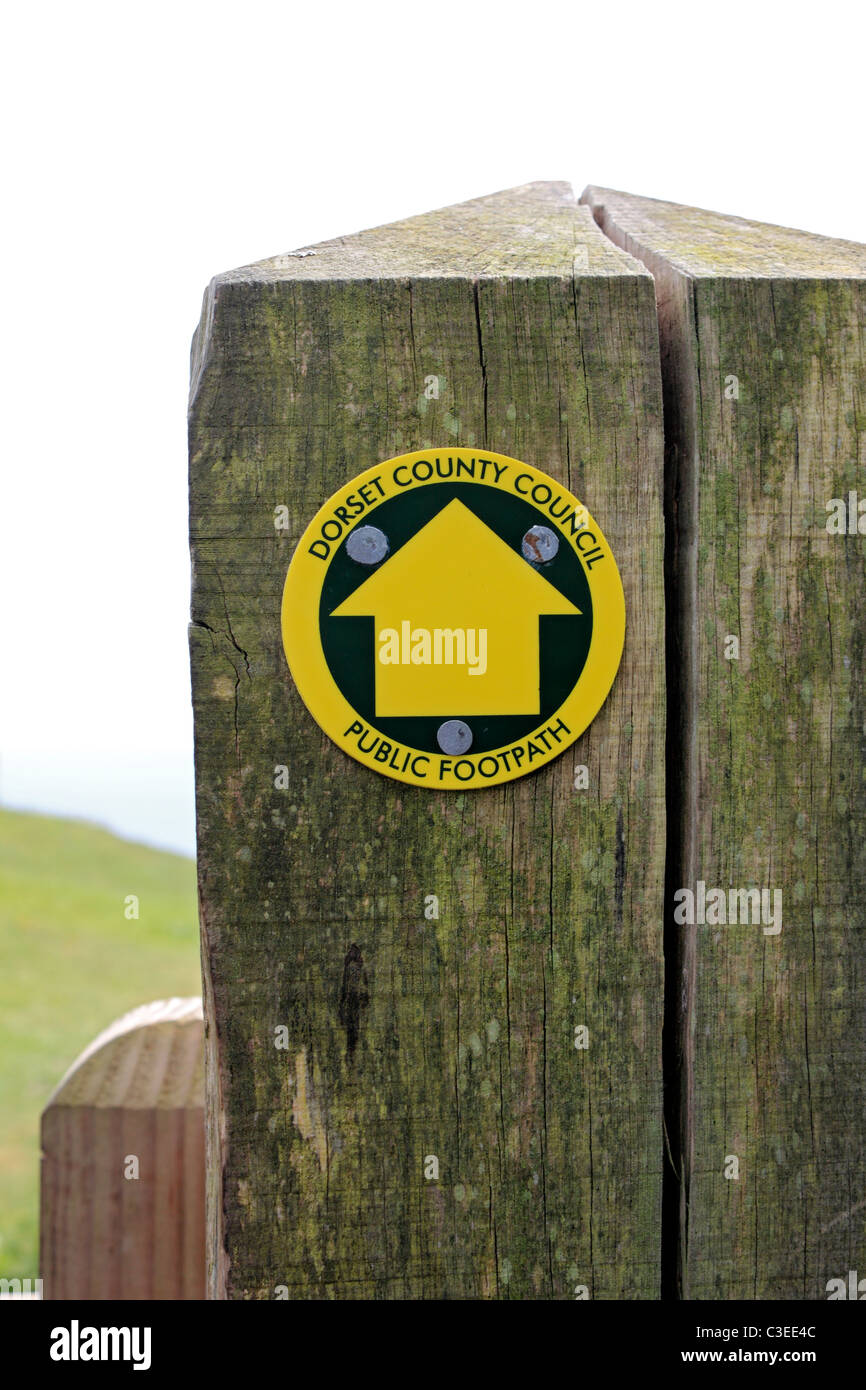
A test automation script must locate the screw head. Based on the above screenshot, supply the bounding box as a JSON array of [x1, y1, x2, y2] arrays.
[[436, 719, 473, 755], [346, 525, 389, 565], [521, 524, 559, 563]]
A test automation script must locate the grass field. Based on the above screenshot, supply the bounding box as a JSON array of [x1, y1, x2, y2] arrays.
[[0, 808, 200, 1280]]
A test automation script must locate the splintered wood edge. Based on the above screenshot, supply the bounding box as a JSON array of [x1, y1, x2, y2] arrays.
[[44, 997, 204, 1111], [581, 184, 866, 279]]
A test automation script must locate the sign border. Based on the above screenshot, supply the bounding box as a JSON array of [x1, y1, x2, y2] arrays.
[[281, 449, 625, 789]]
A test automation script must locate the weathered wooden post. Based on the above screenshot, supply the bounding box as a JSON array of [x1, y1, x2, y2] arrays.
[[40, 997, 205, 1299], [583, 187, 866, 1298], [189, 182, 666, 1299]]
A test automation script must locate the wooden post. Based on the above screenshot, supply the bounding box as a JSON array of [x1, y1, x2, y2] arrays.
[[583, 186, 866, 1298], [189, 182, 666, 1299], [40, 997, 205, 1300]]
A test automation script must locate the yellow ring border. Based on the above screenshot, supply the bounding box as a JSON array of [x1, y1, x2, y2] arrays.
[[281, 449, 625, 789]]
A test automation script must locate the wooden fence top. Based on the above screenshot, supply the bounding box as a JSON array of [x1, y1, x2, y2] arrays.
[[582, 185, 866, 279], [205, 180, 649, 286], [45, 997, 204, 1111]]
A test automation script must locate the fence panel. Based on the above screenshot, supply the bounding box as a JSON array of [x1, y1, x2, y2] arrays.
[[40, 997, 205, 1299], [585, 184, 866, 1299], [189, 181, 667, 1299]]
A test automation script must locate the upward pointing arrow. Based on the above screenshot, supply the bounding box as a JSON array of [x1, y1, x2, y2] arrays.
[[332, 499, 580, 718]]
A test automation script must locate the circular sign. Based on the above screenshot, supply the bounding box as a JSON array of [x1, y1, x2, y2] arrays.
[[281, 449, 625, 789]]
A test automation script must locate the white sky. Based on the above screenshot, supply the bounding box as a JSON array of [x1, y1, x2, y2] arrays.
[[2, 1, 864, 856]]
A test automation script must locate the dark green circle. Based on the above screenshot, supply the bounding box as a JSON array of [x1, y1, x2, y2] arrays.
[[319, 482, 592, 755]]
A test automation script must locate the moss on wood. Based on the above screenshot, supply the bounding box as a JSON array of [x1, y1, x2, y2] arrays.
[[190, 183, 666, 1299]]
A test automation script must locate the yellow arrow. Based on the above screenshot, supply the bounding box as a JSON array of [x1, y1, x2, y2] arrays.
[[332, 499, 580, 717]]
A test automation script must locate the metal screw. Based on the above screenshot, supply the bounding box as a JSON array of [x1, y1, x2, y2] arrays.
[[521, 524, 559, 563], [346, 525, 389, 565], [437, 719, 473, 755]]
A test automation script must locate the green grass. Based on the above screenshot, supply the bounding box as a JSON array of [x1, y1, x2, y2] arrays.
[[0, 808, 200, 1279]]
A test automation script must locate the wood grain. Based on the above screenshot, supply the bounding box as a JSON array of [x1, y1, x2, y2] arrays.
[[583, 185, 866, 1299], [189, 181, 666, 1299], [40, 997, 205, 1299]]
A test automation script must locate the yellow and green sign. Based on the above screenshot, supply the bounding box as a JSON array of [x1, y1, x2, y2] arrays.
[[281, 450, 625, 788]]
